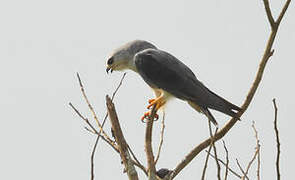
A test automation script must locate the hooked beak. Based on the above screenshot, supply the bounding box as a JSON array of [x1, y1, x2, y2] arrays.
[[106, 66, 113, 74]]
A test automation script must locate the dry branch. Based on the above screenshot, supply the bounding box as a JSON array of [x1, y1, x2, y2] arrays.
[[155, 111, 166, 165], [222, 140, 230, 180], [263, 0, 275, 29], [106, 95, 139, 180], [253, 121, 261, 180], [76, 73, 111, 141], [201, 143, 213, 180], [241, 122, 261, 180], [206, 151, 242, 179], [236, 159, 249, 180], [90, 135, 100, 180], [273, 98, 281, 180], [70, 73, 128, 180], [168, 1, 291, 179], [201, 124, 219, 180], [145, 105, 158, 180]]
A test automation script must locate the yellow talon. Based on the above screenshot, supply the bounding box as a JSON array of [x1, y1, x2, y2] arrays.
[[147, 93, 165, 110]]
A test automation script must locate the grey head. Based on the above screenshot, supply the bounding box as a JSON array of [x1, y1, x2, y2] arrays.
[[106, 40, 157, 73]]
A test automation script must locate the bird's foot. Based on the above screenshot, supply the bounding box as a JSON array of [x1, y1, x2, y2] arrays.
[[147, 97, 165, 110], [141, 111, 159, 122]]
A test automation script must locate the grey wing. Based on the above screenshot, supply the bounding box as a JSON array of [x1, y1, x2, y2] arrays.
[[134, 49, 209, 102], [134, 49, 241, 117]]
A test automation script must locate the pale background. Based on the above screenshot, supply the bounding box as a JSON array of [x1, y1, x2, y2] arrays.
[[0, 0, 294, 179]]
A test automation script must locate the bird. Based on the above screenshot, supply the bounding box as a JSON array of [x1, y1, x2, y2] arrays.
[[106, 40, 241, 125]]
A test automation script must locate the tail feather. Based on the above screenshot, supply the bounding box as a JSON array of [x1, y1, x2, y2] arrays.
[[206, 90, 241, 119]]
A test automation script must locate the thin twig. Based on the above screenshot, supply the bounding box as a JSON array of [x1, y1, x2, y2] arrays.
[[76, 73, 112, 144], [131, 160, 148, 176], [71, 73, 127, 180], [84, 73, 127, 180], [273, 98, 281, 180], [111, 73, 126, 100], [257, 145, 261, 180], [253, 121, 261, 180], [84, 127, 119, 152], [127, 144, 148, 176], [276, 0, 291, 26], [205, 150, 242, 179], [241, 122, 260, 180], [201, 123, 219, 180], [262, 0, 275, 29], [222, 140, 230, 180], [236, 159, 249, 180], [201, 143, 213, 180], [87, 127, 147, 176], [210, 126, 221, 180], [155, 111, 166, 164], [69, 103, 98, 134], [90, 135, 100, 180], [169, 1, 291, 178]]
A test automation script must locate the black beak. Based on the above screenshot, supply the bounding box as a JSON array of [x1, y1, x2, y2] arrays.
[[106, 67, 113, 74]]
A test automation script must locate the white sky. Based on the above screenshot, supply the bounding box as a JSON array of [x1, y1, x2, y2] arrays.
[[0, 0, 294, 179]]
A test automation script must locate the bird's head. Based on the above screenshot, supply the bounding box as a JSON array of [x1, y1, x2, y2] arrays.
[[106, 40, 157, 73]]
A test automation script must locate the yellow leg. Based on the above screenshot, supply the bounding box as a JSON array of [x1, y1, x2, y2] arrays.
[[142, 91, 166, 121], [147, 93, 165, 110]]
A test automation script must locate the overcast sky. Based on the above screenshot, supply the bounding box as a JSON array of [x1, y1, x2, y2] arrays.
[[0, 0, 294, 179]]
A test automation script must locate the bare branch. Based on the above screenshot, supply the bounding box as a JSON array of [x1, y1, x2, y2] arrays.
[[241, 122, 260, 180], [106, 95, 139, 180], [206, 150, 242, 179], [212, 145, 221, 180], [145, 105, 158, 179], [71, 73, 127, 180], [127, 144, 148, 176], [111, 73, 127, 101], [273, 98, 281, 180], [91, 135, 100, 180], [201, 123, 219, 180], [276, 0, 291, 26], [201, 143, 213, 180], [76, 73, 113, 144], [87, 128, 147, 176], [257, 146, 261, 180], [253, 121, 261, 180], [155, 111, 166, 165], [169, 1, 291, 178], [132, 160, 148, 176], [236, 159, 249, 180], [69, 103, 98, 134], [262, 0, 275, 29], [222, 140, 230, 180]]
